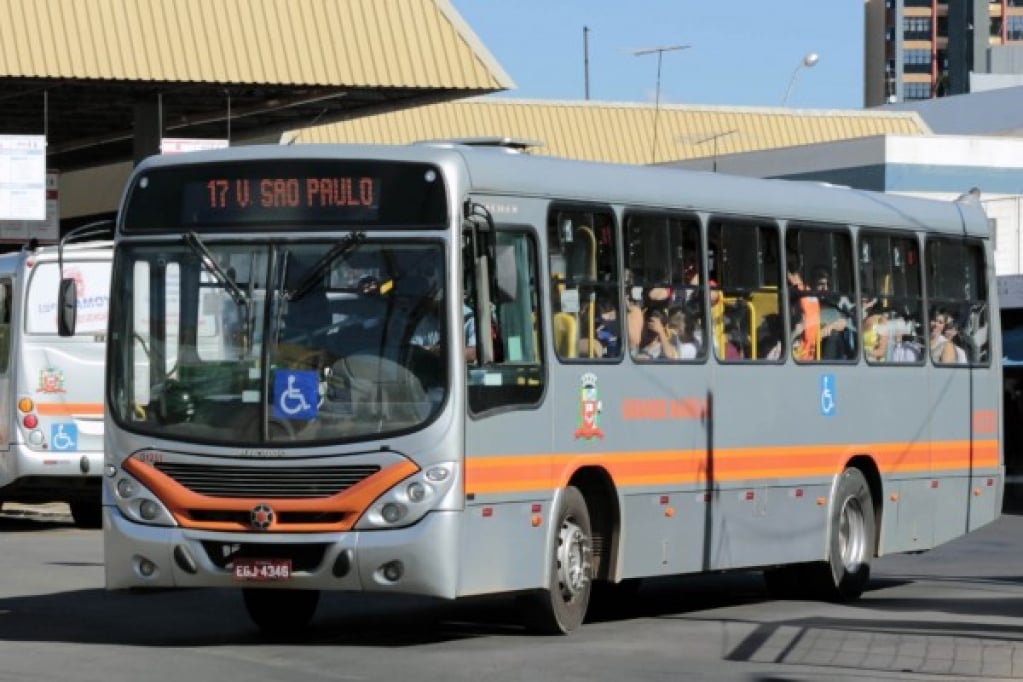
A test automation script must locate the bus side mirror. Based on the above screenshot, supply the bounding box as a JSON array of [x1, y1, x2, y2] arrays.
[[57, 278, 77, 337]]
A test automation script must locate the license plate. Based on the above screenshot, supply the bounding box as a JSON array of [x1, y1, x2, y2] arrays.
[[233, 558, 292, 582]]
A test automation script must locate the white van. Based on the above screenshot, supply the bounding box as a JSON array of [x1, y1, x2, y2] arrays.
[[0, 240, 111, 527]]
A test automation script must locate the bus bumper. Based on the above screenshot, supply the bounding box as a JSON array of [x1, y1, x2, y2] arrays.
[[0, 444, 102, 501], [103, 505, 462, 598]]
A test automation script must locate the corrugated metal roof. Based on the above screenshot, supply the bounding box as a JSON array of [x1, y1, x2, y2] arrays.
[[0, 0, 512, 89], [292, 97, 932, 164]]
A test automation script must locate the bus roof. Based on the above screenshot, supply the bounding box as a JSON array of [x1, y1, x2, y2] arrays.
[[128, 142, 989, 239]]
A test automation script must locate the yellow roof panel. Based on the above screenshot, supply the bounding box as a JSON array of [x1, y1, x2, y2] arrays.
[[0, 0, 512, 89], [293, 98, 932, 164]]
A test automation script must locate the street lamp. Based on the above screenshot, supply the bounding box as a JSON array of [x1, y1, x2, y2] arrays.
[[632, 44, 690, 163], [781, 52, 819, 106]]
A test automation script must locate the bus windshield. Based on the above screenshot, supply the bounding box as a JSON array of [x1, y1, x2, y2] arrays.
[[108, 238, 447, 445]]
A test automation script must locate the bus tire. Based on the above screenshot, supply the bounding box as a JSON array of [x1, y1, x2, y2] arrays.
[[69, 500, 102, 529], [519, 486, 593, 634], [764, 468, 874, 602], [825, 467, 875, 600], [242, 588, 319, 635]]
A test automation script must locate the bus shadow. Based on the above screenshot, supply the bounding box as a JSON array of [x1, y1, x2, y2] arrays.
[[723, 613, 1023, 675], [1, 570, 1020, 647]]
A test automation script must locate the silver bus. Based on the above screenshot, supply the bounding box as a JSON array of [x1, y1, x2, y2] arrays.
[[88, 142, 1001, 634]]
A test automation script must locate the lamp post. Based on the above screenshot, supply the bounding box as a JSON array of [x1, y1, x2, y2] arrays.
[[781, 52, 819, 106], [632, 44, 690, 163]]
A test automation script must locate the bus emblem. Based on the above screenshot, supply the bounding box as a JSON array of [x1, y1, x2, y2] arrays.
[[37, 367, 66, 394], [250, 504, 275, 530], [574, 373, 605, 440]]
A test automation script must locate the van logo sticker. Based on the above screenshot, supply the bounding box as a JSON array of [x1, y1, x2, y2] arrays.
[[573, 373, 605, 440], [37, 367, 66, 394]]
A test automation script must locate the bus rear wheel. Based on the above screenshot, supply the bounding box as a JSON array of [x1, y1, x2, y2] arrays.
[[242, 588, 320, 635], [519, 486, 593, 634], [822, 467, 875, 601], [764, 468, 875, 602]]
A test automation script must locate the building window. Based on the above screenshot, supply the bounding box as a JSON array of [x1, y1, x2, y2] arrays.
[[1008, 16, 1023, 40], [903, 17, 932, 40], [904, 82, 932, 100]]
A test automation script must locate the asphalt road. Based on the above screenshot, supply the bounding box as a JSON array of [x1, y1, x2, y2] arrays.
[[1, 502, 1022, 682]]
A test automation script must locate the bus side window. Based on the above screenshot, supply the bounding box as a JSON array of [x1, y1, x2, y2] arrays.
[[708, 217, 783, 362], [926, 238, 989, 366], [787, 224, 858, 363], [466, 229, 544, 414], [547, 207, 620, 361], [624, 210, 704, 362], [859, 232, 925, 365]]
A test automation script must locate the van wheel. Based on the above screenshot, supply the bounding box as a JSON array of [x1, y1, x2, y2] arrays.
[[242, 589, 319, 635], [519, 486, 593, 634], [69, 500, 102, 529]]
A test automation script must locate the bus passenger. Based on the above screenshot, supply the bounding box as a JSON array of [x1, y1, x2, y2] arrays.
[[862, 299, 890, 362], [812, 267, 852, 360], [943, 316, 969, 363], [787, 265, 820, 361], [929, 309, 958, 364], [633, 306, 677, 359], [667, 307, 700, 359]]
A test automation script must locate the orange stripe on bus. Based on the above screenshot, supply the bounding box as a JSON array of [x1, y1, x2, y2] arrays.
[[465, 439, 1000, 494], [34, 402, 104, 416]]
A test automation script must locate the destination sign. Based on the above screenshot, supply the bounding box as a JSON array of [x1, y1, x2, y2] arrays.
[[122, 159, 447, 231]]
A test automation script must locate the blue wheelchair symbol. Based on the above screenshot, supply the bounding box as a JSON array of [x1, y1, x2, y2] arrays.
[[820, 374, 836, 417], [51, 423, 78, 451], [273, 370, 319, 420]]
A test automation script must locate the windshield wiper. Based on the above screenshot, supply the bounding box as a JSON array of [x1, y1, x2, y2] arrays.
[[184, 232, 257, 355], [183, 232, 249, 308], [286, 231, 365, 302]]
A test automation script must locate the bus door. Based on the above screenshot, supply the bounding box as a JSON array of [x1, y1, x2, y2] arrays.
[[616, 210, 714, 575], [461, 207, 549, 596], [926, 238, 998, 541]]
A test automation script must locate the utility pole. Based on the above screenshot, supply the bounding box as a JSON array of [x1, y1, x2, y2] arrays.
[[583, 26, 591, 100]]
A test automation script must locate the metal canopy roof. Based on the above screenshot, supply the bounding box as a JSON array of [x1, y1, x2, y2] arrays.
[[0, 0, 513, 171], [294, 97, 933, 165]]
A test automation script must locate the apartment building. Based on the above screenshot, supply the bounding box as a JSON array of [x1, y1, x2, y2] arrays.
[[865, 0, 1023, 106]]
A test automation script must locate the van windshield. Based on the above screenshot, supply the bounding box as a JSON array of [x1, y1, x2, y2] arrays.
[[26, 259, 111, 335]]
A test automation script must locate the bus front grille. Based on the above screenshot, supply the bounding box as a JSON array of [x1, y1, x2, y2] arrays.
[[153, 463, 382, 499]]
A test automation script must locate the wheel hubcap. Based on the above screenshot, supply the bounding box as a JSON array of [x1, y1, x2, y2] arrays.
[[556, 517, 591, 601], [838, 496, 866, 571]]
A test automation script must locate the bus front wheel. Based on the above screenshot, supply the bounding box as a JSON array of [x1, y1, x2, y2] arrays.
[[242, 588, 319, 635], [519, 486, 593, 634]]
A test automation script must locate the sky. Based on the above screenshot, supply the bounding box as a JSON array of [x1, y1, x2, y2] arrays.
[[449, 1, 866, 110]]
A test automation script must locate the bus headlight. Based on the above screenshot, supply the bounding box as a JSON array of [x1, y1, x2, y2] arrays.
[[109, 471, 177, 527], [355, 462, 456, 530]]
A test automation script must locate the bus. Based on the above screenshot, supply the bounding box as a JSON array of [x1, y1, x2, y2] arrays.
[[1, 239, 111, 528], [998, 274, 1023, 502], [86, 142, 1001, 634]]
